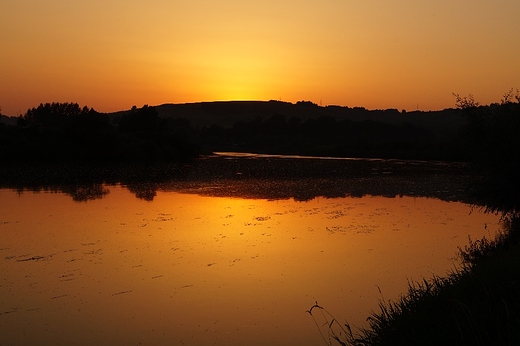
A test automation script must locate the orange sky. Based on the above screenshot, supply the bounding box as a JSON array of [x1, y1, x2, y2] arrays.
[[1, 0, 519, 115]]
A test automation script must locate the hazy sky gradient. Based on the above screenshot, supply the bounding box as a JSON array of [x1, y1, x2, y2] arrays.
[[1, 0, 519, 115]]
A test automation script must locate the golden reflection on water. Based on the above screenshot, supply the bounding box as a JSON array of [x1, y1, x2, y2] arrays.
[[0, 186, 499, 345]]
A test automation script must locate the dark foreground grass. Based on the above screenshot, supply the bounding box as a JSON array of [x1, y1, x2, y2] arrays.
[[309, 216, 520, 346]]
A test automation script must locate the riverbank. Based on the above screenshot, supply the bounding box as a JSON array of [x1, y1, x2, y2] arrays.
[[312, 216, 520, 345]]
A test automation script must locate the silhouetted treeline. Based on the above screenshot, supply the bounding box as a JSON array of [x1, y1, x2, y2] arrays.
[[2, 95, 519, 166], [455, 91, 520, 178], [123, 100, 466, 161], [1, 100, 466, 164], [0, 103, 200, 163], [197, 113, 462, 160], [140, 101, 465, 136], [453, 90, 520, 214]]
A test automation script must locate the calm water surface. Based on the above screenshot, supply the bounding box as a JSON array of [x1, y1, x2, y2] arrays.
[[0, 181, 500, 345]]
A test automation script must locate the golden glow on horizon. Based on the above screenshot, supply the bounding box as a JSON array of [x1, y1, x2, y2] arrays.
[[1, 0, 520, 115]]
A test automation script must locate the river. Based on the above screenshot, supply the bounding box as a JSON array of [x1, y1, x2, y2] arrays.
[[0, 154, 500, 345]]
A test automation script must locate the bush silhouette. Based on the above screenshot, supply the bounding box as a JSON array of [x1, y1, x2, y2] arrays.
[[5, 102, 200, 163]]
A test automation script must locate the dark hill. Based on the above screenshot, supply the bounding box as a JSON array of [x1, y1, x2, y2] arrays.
[[2, 101, 469, 163], [0, 114, 18, 126], [108, 100, 465, 141]]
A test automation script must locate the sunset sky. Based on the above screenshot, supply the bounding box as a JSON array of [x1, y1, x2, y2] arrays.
[[1, 0, 519, 115]]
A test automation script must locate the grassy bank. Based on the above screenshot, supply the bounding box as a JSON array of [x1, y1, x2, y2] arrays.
[[310, 216, 520, 345]]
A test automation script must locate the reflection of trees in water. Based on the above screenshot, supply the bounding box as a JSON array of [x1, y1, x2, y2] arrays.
[[11, 175, 472, 203], [164, 174, 473, 203], [125, 182, 159, 201], [5, 167, 512, 213], [61, 184, 110, 202], [468, 178, 520, 218], [10, 184, 110, 202], [0, 154, 504, 206], [0, 157, 479, 203]]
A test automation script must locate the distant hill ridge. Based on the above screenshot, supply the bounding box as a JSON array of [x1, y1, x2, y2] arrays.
[[1, 100, 465, 140], [0, 100, 470, 162], [108, 100, 464, 138]]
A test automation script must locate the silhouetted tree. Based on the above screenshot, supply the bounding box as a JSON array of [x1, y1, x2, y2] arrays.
[[20, 102, 94, 128], [119, 105, 162, 133], [296, 100, 319, 108], [262, 114, 287, 135], [455, 90, 520, 177]]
